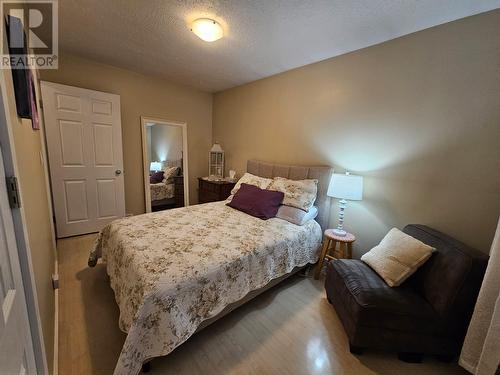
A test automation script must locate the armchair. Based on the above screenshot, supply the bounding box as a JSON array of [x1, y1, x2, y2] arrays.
[[325, 224, 488, 362]]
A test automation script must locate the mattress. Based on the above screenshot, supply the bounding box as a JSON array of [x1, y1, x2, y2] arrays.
[[90, 201, 322, 375], [150, 181, 174, 201]]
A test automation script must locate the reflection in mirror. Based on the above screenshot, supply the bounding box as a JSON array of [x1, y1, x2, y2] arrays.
[[142, 119, 187, 212]]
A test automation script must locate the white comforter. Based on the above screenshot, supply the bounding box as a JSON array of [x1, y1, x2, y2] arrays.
[[91, 201, 322, 375]]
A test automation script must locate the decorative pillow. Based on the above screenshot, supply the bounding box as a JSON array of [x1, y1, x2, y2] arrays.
[[163, 166, 179, 180], [150, 171, 164, 184], [268, 177, 318, 211], [230, 172, 273, 195], [361, 228, 435, 287], [276, 205, 318, 226], [227, 183, 284, 220]]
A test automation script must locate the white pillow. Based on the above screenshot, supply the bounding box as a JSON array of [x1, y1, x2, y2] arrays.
[[276, 206, 318, 226], [162, 166, 179, 181], [268, 177, 318, 211], [230, 172, 273, 195], [361, 228, 435, 287]]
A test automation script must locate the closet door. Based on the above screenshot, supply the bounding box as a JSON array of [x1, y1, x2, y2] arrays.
[[41, 82, 125, 238]]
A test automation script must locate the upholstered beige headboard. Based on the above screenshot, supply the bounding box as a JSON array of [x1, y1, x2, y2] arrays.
[[247, 160, 332, 232]]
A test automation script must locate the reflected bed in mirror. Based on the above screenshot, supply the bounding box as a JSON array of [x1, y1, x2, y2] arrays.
[[141, 117, 189, 212]]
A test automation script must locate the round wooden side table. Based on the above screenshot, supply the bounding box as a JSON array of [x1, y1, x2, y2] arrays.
[[314, 229, 356, 279]]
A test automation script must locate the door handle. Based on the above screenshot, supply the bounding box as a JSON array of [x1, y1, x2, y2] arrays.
[[115, 169, 122, 175]]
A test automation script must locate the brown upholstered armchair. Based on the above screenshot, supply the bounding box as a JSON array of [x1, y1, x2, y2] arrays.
[[324, 224, 488, 362]]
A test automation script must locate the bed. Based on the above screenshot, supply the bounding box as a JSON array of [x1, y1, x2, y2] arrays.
[[149, 159, 182, 203], [149, 181, 175, 201], [89, 160, 332, 375], [149, 159, 182, 210]]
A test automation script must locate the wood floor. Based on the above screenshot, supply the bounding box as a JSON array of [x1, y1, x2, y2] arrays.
[[57, 234, 468, 375]]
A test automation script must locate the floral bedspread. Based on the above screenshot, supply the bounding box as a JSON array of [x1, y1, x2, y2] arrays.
[[150, 182, 174, 201], [90, 201, 322, 375]]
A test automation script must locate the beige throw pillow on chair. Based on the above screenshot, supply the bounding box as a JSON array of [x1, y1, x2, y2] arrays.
[[361, 228, 435, 287]]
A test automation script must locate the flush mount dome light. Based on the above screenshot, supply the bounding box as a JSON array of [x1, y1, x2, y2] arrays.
[[191, 18, 223, 42]]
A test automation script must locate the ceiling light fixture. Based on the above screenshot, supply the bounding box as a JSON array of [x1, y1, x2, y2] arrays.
[[190, 18, 223, 42]]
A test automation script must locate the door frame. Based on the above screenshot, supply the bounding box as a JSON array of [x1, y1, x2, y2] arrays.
[[140, 116, 189, 212], [0, 70, 49, 373]]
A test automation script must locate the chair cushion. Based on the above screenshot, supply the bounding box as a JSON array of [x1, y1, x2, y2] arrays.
[[326, 260, 441, 335]]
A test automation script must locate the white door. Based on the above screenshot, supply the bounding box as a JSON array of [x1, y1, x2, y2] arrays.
[[0, 146, 37, 374], [41, 82, 125, 238]]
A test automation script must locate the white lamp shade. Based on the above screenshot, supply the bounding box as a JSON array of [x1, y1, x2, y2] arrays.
[[150, 161, 162, 171], [210, 142, 223, 152], [327, 173, 363, 200]]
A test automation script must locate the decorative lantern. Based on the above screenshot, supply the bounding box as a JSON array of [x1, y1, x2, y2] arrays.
[[209, 142, 224, 179]]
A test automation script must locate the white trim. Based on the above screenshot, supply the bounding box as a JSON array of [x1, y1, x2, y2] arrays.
[[33, 76, 59, 375], [0, 71, 49, 373], [53, 259, 58, 375], [35, 77, 57, 248], [140, 116, 189, 212]]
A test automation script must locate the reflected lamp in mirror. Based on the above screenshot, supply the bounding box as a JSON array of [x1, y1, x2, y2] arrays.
[[327, 172, 363, 237], [150, 161, 162, 172], [209, 142, 225, 179]]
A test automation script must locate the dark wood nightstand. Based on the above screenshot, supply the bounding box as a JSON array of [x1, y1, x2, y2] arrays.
[[173, 175, 185, 208], [198, 178, 236, 203]]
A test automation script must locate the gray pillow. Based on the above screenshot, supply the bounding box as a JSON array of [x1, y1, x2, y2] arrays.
[[276, 205, 318, 226]]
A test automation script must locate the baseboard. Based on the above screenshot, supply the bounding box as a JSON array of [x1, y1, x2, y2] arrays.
[[53, 259, 59, 375]]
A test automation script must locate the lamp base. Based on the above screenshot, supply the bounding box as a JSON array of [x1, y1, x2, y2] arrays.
[[332, 228, 347, 237]]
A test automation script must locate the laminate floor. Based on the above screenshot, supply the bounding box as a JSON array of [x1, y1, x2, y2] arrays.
[[57, 234, 468, 375]]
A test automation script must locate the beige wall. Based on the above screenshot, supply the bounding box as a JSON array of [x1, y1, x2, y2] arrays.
[[213, 10, 500, 255], [149, 123, 183, 163], [2, 69, 55, 372], [40, 54, 213, 213]]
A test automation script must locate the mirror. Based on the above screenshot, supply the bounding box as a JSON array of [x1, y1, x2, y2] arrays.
[[141, 117, 189, 212]]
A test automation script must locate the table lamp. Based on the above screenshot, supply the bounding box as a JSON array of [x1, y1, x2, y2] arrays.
[[327, 172, 363, 236], [150, 161, 162, 172]]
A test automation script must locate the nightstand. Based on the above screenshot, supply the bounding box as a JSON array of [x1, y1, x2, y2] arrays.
[[173, 175, 184, 208], [314, 230, 356, 279], [198, 178, 236, 203]]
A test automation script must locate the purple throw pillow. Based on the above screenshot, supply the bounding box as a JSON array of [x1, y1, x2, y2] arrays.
[[227, 183, 284, 220], [150, 171, 164, 184]]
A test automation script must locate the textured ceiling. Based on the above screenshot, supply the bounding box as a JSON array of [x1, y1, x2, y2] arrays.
[[59, 0, 500, 92]]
